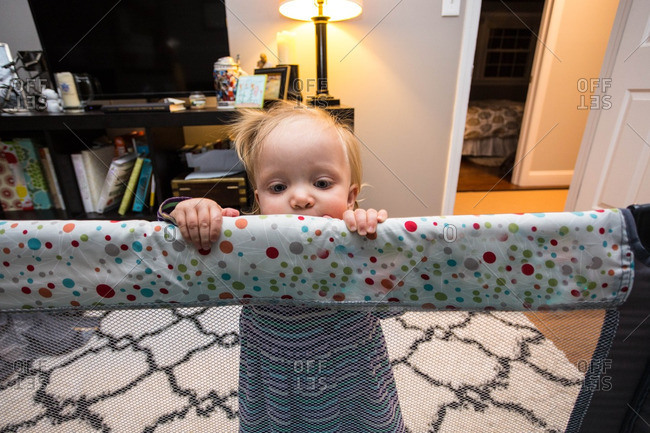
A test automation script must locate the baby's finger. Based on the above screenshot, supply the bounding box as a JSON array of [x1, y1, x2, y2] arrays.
[[343, 209, 357, 232], [365, 208, 379, 234], [222, 208, 240, 217], [377, 209, 388, 223], [354, 209, 369, 235]]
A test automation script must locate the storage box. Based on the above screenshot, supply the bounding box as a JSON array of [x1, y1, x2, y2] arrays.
[[171, 174, 249, 209]]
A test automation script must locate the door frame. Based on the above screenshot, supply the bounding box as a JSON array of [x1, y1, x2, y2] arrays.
[[565, 0, 632, 210], [441, 0, 482, 215]]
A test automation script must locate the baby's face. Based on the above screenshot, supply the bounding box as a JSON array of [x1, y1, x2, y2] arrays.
[[254, 117, 358, 219]]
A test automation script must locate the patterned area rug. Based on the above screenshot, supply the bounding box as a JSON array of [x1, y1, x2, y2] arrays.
[[0, 307, 586, 432]]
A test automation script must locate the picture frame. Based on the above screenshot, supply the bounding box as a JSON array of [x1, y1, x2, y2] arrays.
[[0, 42, 20, 110], [254, 66, 290, 101], [235, 75, 267, 108]]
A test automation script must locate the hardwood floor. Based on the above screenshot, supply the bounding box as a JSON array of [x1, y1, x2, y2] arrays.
[[456, 157, 568, 192], [454, 157, 569, 215]]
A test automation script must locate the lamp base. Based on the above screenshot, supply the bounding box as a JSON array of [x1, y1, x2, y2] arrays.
[[307, 94, 341, 107]]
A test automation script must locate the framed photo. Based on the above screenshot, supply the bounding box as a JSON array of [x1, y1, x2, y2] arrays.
[[0, 42, 20, 110], [254, 66, 290, 100], [235, 75, 267, 108]]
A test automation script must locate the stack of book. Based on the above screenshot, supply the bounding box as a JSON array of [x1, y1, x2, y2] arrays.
[[0, 134, 156, 217]]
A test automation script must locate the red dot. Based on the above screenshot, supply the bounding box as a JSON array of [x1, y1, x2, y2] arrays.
[[266, 247, 279, 259], [571, 289, 580, 297], [21, 286, 31, 294], [421, 274, 430, 280], [370, 256, 377, 263], [473, 223, 480, 230], [27, 265, 34, 272], [599, 228, 605, 234], [105, 235, 111, 241], [365, 278, 374, 285], [551, 239, 558, 246], [45, 242, 53, 249], [120, 244, 128, 251], [127, 295, 136, 301], [71, 240, 79, 247], [317, 249, 329, 259], [483, 252, 496, 264], [522, 264, 535, 275], [96, 284, 115, 298], [160, 288, 169, 294], [405, 221, 417, 232], [532, 226, 537, 232]]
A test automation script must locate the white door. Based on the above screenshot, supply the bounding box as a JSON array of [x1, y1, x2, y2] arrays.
[[566, 0, 650, 210]]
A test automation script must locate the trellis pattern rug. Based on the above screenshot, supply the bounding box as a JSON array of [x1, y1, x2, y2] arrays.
[[0, 306, 604, 432]]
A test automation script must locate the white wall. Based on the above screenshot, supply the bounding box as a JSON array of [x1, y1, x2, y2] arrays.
[[226, 0, 467, 216], [1, 0, 470, 217]]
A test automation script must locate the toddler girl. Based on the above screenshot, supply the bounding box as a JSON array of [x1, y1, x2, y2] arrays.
[[158, 101, 405, 432]]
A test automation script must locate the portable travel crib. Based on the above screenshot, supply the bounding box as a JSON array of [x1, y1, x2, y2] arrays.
[[0, 208, 648, 432]]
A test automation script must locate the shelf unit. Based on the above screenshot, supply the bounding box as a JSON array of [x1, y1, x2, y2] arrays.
[[0, 106, 354, 221]]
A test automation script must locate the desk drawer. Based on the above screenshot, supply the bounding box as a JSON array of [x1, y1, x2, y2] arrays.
[[171, 175, 249, 208]]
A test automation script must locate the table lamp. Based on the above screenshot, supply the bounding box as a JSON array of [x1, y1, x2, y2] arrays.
[[279, 0, 363, 106]]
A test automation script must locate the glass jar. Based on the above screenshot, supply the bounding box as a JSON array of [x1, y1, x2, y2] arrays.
[[189, 92, 206, 110]]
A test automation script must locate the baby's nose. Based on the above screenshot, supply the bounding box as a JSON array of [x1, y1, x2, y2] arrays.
[[290, 188, 314, 209]]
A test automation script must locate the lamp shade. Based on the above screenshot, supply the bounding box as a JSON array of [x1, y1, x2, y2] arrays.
[[279, 0, 363, 22]]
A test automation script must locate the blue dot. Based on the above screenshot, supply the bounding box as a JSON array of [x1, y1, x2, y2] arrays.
[[115, 258, 122, 264], [63, 278, 75, 288], [456, 297, 464, 302], [132, 241, 143, 252], [141, 288, 154, 297], [222, 273, 231, 280], [424, 284, 433, 291], [301, 225, 309, 232], [27, 238, 41, 250], [447, 259, 457, 266]]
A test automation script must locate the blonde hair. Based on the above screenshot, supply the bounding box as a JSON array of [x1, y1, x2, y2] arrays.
[[232, 101, 362, 212]]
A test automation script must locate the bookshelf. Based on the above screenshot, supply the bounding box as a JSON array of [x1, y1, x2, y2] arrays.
[[0, 106, 354, 221]]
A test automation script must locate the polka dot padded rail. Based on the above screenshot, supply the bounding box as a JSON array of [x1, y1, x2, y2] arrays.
[[0, 209, 634, 312]]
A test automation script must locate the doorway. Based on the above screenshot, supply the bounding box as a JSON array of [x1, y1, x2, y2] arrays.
[[456, 0, 545, 193]]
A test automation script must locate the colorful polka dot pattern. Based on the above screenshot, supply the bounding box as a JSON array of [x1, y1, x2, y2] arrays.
[[0, 210, 634, 312]]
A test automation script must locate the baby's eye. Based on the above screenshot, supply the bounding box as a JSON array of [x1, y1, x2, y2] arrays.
[[314, 179, 331, 189], [270, 184, 286, 193]]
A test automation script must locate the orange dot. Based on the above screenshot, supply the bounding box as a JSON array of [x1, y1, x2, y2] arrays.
[[612, 244, 618, 251], [195, 270, 202, 276], [70, 301, 80, 307], [235, 218, 248, 229], [11, 223, 18, 228], [154, 225, 162, 232], [3, 247, 9, 254], [38, 288, 52, 298], [146, 246, 152, 251], [220, 241, 234, 254], [95, 268, 100, 272], [219, 292, 234, 299], [162, 250, 168, 256], [315, 230, 322, 236], [333, 293, 345, 301], [608, 269, 615, 276], [381, 279, 394, 290], [63, 223, 75, 233]]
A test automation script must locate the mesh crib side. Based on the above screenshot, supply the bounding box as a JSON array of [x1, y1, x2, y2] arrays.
[[0, 306, 618, 433]]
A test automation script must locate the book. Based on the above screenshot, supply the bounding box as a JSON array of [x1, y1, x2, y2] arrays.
[[38, 147, 66, 210], [70, 153, 94, 214], [81, 145, 115, 211], [95, 152, 137, 214], [117, 156, 144, 215], [13, 138, 52, 210], [102, 102, 186, 113], [0, 141, 34, 211], [131, 158, 152, 212], [0, 152, 23, 211]]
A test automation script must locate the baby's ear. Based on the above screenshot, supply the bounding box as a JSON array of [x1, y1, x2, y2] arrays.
[[347, 184, 359, 210]]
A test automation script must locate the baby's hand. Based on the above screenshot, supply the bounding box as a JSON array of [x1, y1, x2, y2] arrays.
[[170, 198, 240, 250], [343, 208, 388, 236]]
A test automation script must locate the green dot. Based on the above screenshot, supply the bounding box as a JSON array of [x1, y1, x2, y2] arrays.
[[208, 284, 216, 290], [270, 286, 279, 292], [548, 278, 558, 287], [331, 262, 338, 268], [545, 260, 555, 268], [232, 281, 245, 290], [473, 297, 482, 303], [223, 229, 232, 237], [191, 259, 198, 266], [508, 223, 519, 233], [560, 226, 570, 235], [496, 278, 506, 286], [410, 294, 419, 301], [293, 266, 302, 274], [510, 245, 518, 251], [343, 267, 353, 275], [523, 250, 533, 258], [80, 234, 88, 242], [178, 264, 187, 272], [434, 292, 448, 301]]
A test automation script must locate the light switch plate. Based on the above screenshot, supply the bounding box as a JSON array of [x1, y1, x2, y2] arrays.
[[442, 0, 461, 16]]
